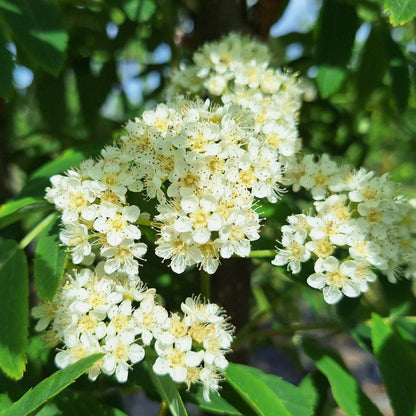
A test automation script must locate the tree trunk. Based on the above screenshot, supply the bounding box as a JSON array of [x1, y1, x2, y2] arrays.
[[192, 0, 251, 365], [193, 0, 248, 44]]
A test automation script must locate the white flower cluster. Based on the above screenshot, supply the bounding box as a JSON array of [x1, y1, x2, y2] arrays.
[[38, 33, 306, 400], [45, 98, 290, 275], [45, 33, 304, 275], [35, 33, 313, 403], [166, 32, 304, 164], [32, 264, 233, 401], [165, 33, 270, 99], [45, 158, 147, 275], [273, 154, 416, 304], [153, 296, 233, 402], [120, 98, 271, 274]]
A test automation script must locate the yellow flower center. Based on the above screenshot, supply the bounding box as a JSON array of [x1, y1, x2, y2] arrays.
[[113, 343, 129, 361], [327, 270, 347, 288], [168, 349, 185, 367], [190, 209, 209, 228], [314, 172, 328, 187], [314, 240, 334, 258]]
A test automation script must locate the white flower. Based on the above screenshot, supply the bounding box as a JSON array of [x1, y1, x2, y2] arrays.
[[298, 154, 338, 200], [86, 159, 135, 197], [133, 290, 169, 345], [46, 173, 98, 223], [106, 300, 135, 336], [55, 332, 103, 370], [102, 332, 145, 382], [59, 223, 92, 264], [181, 296, 225, 325], [307, 257, 360, 304], [155, 228, 202, 274], [32, 302, 57, 331], [218, 209, 260, 259], [94, 204, 141, 246], [101, 239, 147, 275], [200, 366, 222, 402], [272, 229, 310, 274], [153, 339, 202, 383]]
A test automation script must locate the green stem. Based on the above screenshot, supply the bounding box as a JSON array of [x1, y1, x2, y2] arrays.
[[157, 401, 168, 416], [249, 249, 276, 258], [200, 271, 211, 301], [18, 212, 57, 250]]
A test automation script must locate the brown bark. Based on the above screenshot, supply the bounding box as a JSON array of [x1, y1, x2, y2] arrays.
[[209, 258, 252, 363], [191, 1, 252, 365], [192, 0, 248, 44], [250, 0, 284, 40]]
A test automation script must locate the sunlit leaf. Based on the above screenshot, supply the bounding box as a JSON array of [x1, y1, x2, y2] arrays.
[[143, 357, 188, 416], [226, 363, 293, 416], [121, 0, 156, 22], [316, 66, 346, 99], [18, 148, 93, 199], [0, 394, 13, 414], [34, 213, 67, 301], [395, 317, 416, 345], [0, 240, 28, 380], [2, 354, 103, 416], [235, 365, 314, 416], [303, 340, 383, 416], [36, 391, 128, 416], [316, 0, 359, 97], [186, 383, 243, 415], [0, 197, 48, 229], [0, 0, 68, 75], [372, 314, 416, 416], [384, 0, 416, 25]]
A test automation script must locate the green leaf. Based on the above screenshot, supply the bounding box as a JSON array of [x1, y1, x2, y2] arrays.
[[0, 240, 28, 380], [226, 363, 293, 416], [233, 365, 314, 416], [0, 0, 68, 75], [74, 59, 116, 127], [302, 340, 383, 416], [0, 25, 14, 98], [143, 357, 188, 416], [316, 0, 359, 97], [2, 354, 103, 416], [316, 66, 346, 99], [378, 273, 413, 314], [355, 25, 388, 106], [298, 375, 318, 414], [34, 214, 67, 301], [120, 0, 156, 22], [371, 314, 416, 416], [384, 31, 410, 111], [394, 317, 416, 345], [35, 72, 67, 132], [36, 391, 128, 416], [0, 394, 13, 414], [384, 0, 416, 25], [186, 384, 243, 415], [0, 197, 48, 229], [18, 148, 93, 199]]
